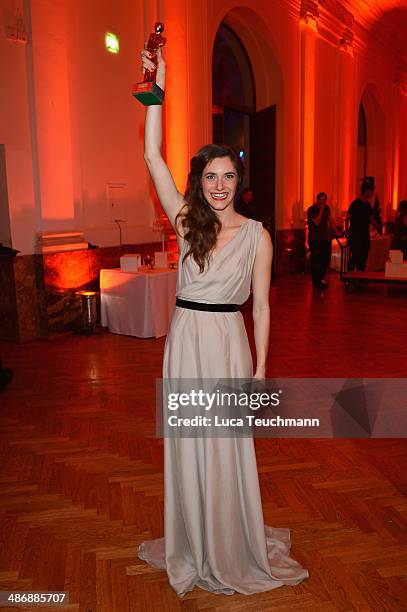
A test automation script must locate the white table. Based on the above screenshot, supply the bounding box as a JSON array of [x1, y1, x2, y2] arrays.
[[331, 236, 391, 272], [365, 235, 391, 271], [330, 238, 346, 272], [100, 268, 177, 338]]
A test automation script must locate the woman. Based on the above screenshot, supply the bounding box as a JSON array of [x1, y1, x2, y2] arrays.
[[138, 45, 308, 597]]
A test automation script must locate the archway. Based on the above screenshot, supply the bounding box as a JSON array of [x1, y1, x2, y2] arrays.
[[212, 23, 255, 186], [356, 102, 367, 193], [0, 145, 12, 248], [211, 8, 284, 267], [358, 86, 386, 203]]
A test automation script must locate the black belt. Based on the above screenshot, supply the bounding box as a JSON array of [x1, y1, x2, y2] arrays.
[[176, 298, 239, 312]]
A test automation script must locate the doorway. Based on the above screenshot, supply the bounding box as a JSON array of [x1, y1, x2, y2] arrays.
[[212, 23, 276, 251], [0, 145, 12, 248]]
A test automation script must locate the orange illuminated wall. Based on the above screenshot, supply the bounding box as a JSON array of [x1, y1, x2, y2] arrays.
[[300, 20, 316, 212], [392, 140, 399, 210], [44, 251, 92, 291], [163, 0, 189, 193], [43, 242, 162, 292], [30, 0, 76, 228]]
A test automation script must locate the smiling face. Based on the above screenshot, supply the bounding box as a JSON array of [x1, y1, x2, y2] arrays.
[[201, 156, 239, 212]]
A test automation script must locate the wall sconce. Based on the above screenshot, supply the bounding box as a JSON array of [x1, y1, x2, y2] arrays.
[[105, 32, 119, 54]]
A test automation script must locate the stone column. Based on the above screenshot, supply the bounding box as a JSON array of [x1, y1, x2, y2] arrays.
[[336, 24, 356, 217], [299, 0, 319, 216]]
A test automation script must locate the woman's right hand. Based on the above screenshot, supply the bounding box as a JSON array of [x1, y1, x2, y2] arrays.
[[141, 46, 166, 91]]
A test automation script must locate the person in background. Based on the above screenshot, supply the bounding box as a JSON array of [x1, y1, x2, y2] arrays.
[[395, 200, 407, 224], [391, 202, 407, 260], [346, 178, 378, 271], [235, 187, 256, 219], [307, 192, 337, 289], [371, 194, 383, 236]]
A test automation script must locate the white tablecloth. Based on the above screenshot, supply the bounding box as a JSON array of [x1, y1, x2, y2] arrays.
[[330, 238, 346, 271], [331, 236, 391, 272], [100, 268, 177, 338]]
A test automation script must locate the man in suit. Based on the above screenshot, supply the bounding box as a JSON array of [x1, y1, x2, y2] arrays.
[[235, 187, 256, 220], [307, 192, 337, 289], [346, 177, 378, 271]]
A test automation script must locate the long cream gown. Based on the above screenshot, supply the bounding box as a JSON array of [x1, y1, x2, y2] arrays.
[[138, 218, 309, 596]]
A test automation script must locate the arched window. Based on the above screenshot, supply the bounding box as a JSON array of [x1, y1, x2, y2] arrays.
[[357, 103, 367, 192], [358, 103, 367, 147], [212, 23, 255, 111], [212, 15, 278, 277], [212, 24, 255, 165]]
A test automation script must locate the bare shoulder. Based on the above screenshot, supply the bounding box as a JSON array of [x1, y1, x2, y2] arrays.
[[257, 226, 272, 248], [254, 226, 273, 263]]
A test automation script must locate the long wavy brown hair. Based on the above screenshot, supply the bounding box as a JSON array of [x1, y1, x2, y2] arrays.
[[175, 144, 244, 272]]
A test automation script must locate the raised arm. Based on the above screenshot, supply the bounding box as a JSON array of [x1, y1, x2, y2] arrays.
[[141, 47, 185, 230], [251, 229, 273, 379]]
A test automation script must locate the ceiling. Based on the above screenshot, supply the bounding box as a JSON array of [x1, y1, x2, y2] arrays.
[[342, 0, 407, 56]]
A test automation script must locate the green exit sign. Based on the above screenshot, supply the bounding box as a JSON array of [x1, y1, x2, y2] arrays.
[[105, 32, 119, 54]]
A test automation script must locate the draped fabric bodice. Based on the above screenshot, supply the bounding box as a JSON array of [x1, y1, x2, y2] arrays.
[[176, 218, 263, 305]]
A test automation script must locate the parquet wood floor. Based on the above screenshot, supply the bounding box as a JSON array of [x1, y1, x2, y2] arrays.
[[0, 274, 406, 611]]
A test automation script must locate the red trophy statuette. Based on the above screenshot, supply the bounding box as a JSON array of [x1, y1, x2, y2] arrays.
[[132, 22, 166, 105]]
